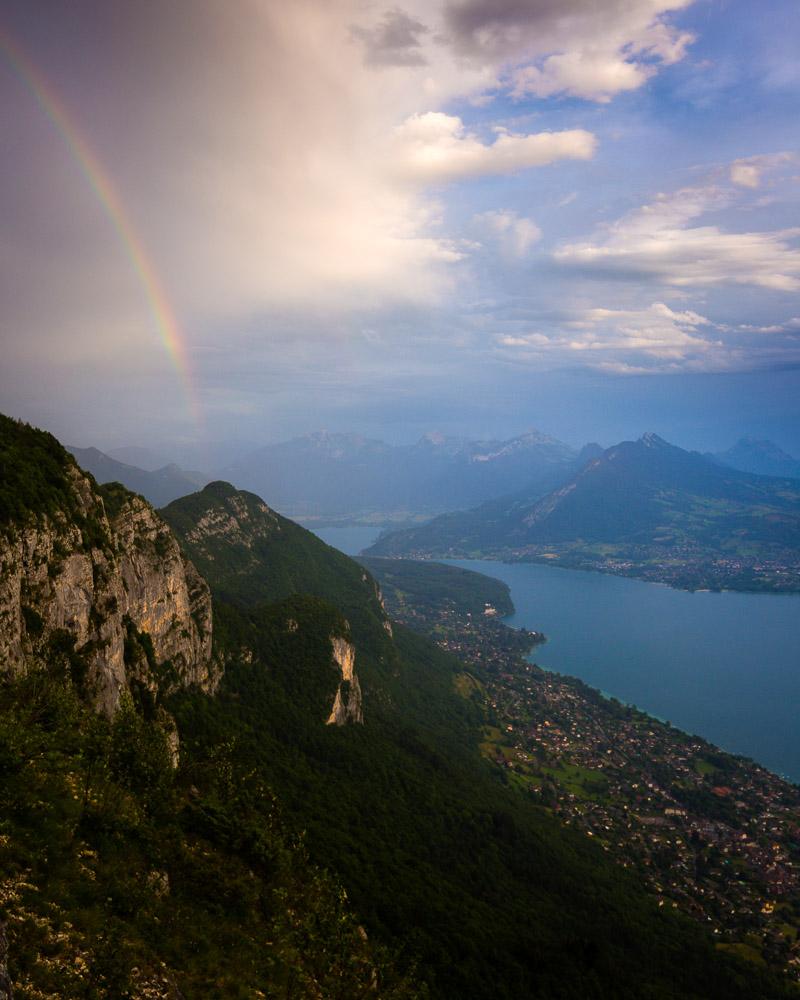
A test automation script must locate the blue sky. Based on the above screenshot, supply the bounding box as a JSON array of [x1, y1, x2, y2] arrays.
[[1, 0, 799, 458]]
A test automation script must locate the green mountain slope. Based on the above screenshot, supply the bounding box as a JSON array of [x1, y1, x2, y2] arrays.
[[2, 420, 795, 997], [367, 433, 800, 591], [163, 481, 794, 998], [0, 668, 420, 998], [0, 417, 419, 998]]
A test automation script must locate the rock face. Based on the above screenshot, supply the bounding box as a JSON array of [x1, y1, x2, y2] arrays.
[[0, 464, 214, 715], [183, 488, 280, 549], [326, 634, 363, 726]]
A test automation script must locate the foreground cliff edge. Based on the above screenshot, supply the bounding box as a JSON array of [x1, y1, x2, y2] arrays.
[[0, 433, 214, 716], [0, 414, 795, 998]]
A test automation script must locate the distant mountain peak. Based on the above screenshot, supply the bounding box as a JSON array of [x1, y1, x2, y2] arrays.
[[640, 432, 669, 448], [714, 436, 800, 480], [67, 444, 207, 508]]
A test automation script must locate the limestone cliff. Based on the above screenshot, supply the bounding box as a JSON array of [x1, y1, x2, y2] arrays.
[[326, 634, 363, 725], [0, 462, 214, 715]]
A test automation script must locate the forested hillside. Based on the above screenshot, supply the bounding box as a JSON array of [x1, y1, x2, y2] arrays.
[[0, 418, 794, 997]]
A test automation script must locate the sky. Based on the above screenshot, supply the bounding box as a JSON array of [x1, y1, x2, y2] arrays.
[[1, 0, 799, 462]]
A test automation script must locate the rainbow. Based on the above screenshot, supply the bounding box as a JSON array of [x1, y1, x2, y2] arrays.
[[0, 25, 203, 427]]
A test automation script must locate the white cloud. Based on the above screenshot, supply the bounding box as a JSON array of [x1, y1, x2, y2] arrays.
[[554, 183, 800, 290], [390, 113, 596, 183], [729, 152, 795, 189], [730, 163, 761, 189], [492, 298, 800, 374], [474, 210, 542, 257], [737, 316, 800, 335], [497, 302, 718, 367], [511, 51, 648, 103]]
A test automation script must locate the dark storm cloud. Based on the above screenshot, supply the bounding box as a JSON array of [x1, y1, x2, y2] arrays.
[[351, 7, 430, 66], [441, 0, 688, 59]]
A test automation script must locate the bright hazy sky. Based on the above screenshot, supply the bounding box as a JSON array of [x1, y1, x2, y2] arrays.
[[1, 0, 799, 460]]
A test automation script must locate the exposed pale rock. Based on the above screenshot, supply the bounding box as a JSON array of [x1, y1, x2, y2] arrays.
[[326, 634, 363, 725], [185, 493, 278, 548], [0, 465, 215, 715]]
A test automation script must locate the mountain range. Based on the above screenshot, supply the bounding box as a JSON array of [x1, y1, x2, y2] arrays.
[[67, 445, 208, 508], [367, 433, 800, 592], [220, 429, 595, 519], [1, 412, 793, 997], [70, 429, 800, 529]]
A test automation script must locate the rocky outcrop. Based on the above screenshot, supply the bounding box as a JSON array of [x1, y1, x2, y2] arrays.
[[0, 465, 214, 715], [326, 634, 363, 725], [184, 485, 280, 550]]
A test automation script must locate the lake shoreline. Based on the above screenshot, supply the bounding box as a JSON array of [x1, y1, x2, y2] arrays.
[[448, 556, 800, 783], [313, 526, 800, 783]]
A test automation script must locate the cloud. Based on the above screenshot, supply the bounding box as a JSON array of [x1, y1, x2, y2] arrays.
[[729, 152, 795, 189], [351, 8, 429, 66], [496, 302, 719, 369], [737, 316, 800, 335], [572, 303, 716, 360], [441, 0, 695, 101], [473, 210, 541, 257], [554, 182, 800, 290], [390, 112, 596, 182], [1, 0, 484, 374], [491, 298, 800, 375], [509, 46, 657, 104], [730, 163, 761, 189]]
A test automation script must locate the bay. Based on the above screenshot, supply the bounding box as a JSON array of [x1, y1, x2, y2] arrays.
[[450, 559, 800, 783], [311, 525, 800, 783]]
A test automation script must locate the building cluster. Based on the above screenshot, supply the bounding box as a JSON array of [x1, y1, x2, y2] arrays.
[[385, 587, 800, 979]]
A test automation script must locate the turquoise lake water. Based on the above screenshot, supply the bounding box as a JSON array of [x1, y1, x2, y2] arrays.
[[313, 526, 800, 782]]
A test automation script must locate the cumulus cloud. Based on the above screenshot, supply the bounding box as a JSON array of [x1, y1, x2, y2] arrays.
[[554, 183, 800, 290], [474, 210, 541, 257], [440, 0, 695, 101], [390, 113, 596, 182]]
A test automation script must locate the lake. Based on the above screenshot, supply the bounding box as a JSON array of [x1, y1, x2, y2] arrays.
[[313, 526, 800, 782]]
